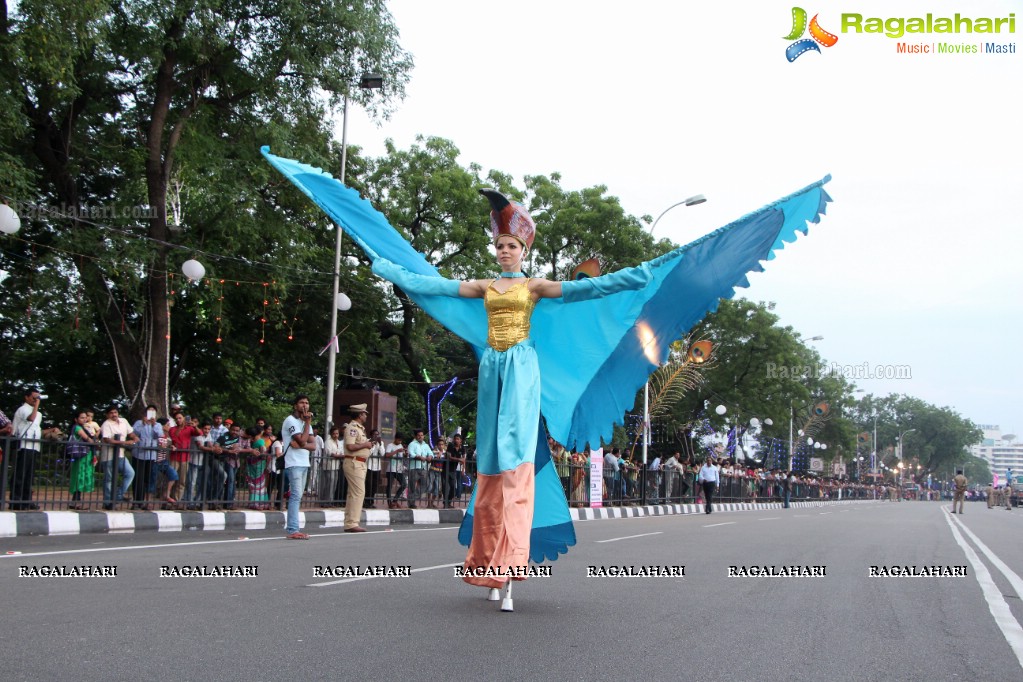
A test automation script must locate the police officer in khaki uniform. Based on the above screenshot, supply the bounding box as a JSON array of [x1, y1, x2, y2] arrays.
[[342, 404, 372, 532], [951, 469, 967, 514], [987, 484, 994, 509], [1006, 485, 1014, 511]]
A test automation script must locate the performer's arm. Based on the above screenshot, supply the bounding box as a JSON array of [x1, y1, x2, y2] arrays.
[[558, 264, 652, 302], [372, 258, 464, 297]]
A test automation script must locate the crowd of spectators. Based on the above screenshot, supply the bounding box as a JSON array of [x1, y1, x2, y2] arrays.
[[548, 441, 910, 507], [0, 390, 484, 512], [0, 389, 921, 512]]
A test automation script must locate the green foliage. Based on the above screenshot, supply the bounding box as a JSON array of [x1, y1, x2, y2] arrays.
[[1, 0, 412, 421], [847, 394, 982, 479]]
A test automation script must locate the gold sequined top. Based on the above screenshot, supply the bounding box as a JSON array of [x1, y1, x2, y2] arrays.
[[485, 279, 536, 351]]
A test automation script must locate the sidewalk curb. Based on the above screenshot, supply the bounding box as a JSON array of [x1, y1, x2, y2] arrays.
[[0, 499, 878, 538]]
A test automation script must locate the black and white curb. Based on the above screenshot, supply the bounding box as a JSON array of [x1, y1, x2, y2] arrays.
[[1, 499, 876, 537], [571, 499, 874, 520]]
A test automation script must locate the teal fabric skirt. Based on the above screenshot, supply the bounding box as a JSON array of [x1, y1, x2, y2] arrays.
[[460, 338, 576, 563], [475, 340, 540, 476]]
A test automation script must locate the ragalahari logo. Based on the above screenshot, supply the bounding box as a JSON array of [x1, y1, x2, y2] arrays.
[[784, 7, 838, 61]]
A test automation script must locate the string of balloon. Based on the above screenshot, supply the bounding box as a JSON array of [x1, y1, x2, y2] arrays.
[[0, 232, 328, 287], [0, 192, 337, 280], [3, 233, 319, 345]]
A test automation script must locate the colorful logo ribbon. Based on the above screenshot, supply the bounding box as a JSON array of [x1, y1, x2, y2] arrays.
[[784, 7, 838, 62]]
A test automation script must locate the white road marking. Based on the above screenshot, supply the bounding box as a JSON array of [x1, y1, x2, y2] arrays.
[[757, 517, 780, 521], [944, 511, 1023, 669], [0, 526, 455, 559], [819, 512, 832, 515], [595, 532, 663, 543], [703, 522, 736, 528], [307, 562, 462, 587], [947, 511, 1023, 600]]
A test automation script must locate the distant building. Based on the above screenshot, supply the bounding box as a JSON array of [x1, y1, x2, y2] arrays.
[[971, 425, 1023, 484]]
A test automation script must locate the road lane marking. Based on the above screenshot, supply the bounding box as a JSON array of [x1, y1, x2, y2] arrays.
[[758, 518, 780, 521], [947, 511, 1023, 600], [307, 561, 462, 587], [595, 532, 663, 543], [819, 512, 832, 515], [944, 512, 1023, 668], [0, 526, 455, 559], [703, 522, 736, 528]]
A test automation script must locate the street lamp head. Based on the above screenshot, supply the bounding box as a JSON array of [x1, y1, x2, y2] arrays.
[[359, 73, 384, 89], [649, 195, 708, 234], [807, 335, 824, 342]]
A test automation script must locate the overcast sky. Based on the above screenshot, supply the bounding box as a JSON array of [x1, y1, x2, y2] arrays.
[[340, 0, 1022, 438]]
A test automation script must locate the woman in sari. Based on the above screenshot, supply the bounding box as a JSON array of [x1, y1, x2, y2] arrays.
[[245, 426, 270, 510], [68, 410, 97, 510]]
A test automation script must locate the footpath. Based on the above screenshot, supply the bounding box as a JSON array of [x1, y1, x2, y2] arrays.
[[0, 499, 878, 537]]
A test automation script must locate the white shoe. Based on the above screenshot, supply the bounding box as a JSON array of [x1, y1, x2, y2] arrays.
[[500, 582, 513, 612], [487, 588, 500, 601]]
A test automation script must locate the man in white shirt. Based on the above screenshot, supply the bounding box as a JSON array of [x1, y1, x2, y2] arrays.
[[648, 454, 662, 504], [365, 429, 386, 509], [663, 451, 686, 502], [698, 457, 720, 514], [99, 405, 138, 510], [10, 388, 43, 510], [281, 394, 315, 539], [320, 425, 344, 506], [385, 434, 407, 509]]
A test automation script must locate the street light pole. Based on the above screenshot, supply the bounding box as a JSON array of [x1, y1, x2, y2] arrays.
[[872, 412, 879, 475], [897, 428, 916, 460], [325, 74, 383, 432], [642, 194, 706, 472]]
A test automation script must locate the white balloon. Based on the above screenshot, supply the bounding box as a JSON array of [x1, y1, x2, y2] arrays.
[[749, 418, 760, 428], [797, 429, 805, 437], [715, 405, 726, 415], [814, 442, 821, 449], [820, 444, 827, 450], [763, 418, 773, 426], [336, 293, 352, 311], [0, 204, 20, 235], [807, 437, 814, 445], [182, 259, 205, 281]]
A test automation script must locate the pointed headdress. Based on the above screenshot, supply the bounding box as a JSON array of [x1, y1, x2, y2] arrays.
[[479, 188, 535, 249]]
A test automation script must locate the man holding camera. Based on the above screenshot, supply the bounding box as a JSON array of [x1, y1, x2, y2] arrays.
[[10, 388, 43, 510], [281, 394, 315, 539]]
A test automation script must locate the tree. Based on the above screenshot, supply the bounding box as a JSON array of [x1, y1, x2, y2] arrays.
[[847, 394, 982, 480], [1, 0, 411, 419]]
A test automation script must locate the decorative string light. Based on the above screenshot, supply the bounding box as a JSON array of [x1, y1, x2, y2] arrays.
[[25, 244, 35, 318], [72, 257, 83, 330], [260, 282, 268, 344], [215, 279, 224, 343]]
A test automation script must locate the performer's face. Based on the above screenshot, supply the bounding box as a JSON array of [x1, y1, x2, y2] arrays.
[[495, 235, 525, 270]]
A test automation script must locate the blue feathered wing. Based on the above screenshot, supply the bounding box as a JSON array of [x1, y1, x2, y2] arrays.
[[261, 146, 832, 561]]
